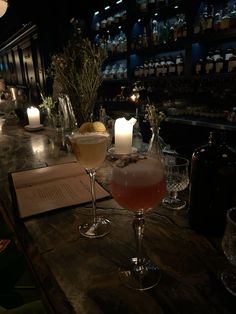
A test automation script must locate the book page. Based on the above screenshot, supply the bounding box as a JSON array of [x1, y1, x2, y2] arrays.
[[12, 162, 86, 188], [11, 162, 110, 218]]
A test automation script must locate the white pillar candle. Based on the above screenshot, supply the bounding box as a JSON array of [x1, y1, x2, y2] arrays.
[[27, 106, 40, 126], [115, 117, 136, 155]]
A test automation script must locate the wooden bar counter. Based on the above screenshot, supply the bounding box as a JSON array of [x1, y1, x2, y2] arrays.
[[0, 124, 235, 314]]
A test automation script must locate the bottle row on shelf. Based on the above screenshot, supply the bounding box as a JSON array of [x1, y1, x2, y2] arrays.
[[103, 63, 128, 80], [136, 0, 178, 13], [195, 48, 236, 75], [134, 55, 184, 78], [94, 31, 127, 56], [131, 14, 187, 51], [194, 0, 236, 34], [92, 9, 127, 32]]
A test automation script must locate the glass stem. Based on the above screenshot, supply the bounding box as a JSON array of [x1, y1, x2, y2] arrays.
[[169, 191, 178, 199], [88, 170, 97, 223], [133, 211, 145, 266]]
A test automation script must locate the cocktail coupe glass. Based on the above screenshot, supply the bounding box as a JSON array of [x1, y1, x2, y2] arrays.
[[221, 207, 236, 296], [162, 155, 189, 210], [111, 153, 166, 290], [70, 130, 111, 238]]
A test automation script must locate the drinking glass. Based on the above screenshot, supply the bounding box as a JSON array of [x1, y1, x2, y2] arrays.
[[70, 130, 111, 238], [162, 155, 189, 210], [111, 154, 166, 290], [221, 207, 236, 296]]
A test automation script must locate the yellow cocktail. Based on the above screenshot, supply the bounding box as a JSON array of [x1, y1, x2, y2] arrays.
[[69, 122, 111, 238]]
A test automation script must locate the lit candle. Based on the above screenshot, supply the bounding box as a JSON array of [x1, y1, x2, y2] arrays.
[[115, 117, 136, 154], [27, 106, 40, 126]]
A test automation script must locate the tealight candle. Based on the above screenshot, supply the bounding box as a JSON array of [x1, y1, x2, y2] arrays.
[[27, 106, 40, 126], [115, 117, 136, 154]]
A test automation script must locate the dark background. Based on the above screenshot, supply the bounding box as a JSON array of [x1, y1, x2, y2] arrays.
[[0, 0, 100, 48]]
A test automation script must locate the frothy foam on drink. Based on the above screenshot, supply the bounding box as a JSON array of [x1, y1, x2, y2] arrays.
[[71, 132, 109, 144], [112, 158, 164, 186]]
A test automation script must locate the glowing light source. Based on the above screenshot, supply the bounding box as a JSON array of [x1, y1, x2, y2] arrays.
[[0, 0, 8, 18]]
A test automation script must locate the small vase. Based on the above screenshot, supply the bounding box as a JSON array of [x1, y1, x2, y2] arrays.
[[148, 126, 165, 163], [58, 94, 77, 134]]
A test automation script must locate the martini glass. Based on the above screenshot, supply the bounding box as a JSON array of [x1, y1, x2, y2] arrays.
[[70, 130, 111, 238]]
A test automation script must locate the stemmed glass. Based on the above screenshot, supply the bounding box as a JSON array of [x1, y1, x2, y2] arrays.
[[162, 155, 189, 210], [111, 153, 166, 290], [70, 130, 111, 238], [221, 207, 236, 296]]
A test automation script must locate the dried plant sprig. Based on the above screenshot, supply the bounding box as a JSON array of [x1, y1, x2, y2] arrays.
[[39, 96, 54, 111], [48, 19, 107, 126], [144, 103, 166, 129]]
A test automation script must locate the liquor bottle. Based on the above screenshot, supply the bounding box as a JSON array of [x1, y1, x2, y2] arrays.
[[228, 49, 236, 73], [166, 56, 176, 76], [137, 0, 148, 12], [160, 57, 167, 76], [213, 49, 224, 73], [213, 9, 222, 31], [155, 58, 162, 77], [143, 60, 149, 77], [225, 47, 233, 72], [220, 5, 230, 30], [188, 131, 236, 236], [148, 59, 155, 77], [205, 50, 214, 74], [151, 19, 159, 46], [176, 55, 184, 76], [142, 27, 149, 48], [195, 58, 204, 75], [205, 4, 214, 32], [148, 0, 156, 10]]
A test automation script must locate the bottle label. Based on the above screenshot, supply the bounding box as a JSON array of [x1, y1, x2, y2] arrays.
[[169, 65, 176, 74], [225, 53, 233, 61], [215, 62, 223, 73], [162, 67, 167, 75], [177, 64, 183, 75], [156, 67, 162, 76], [228, 60, 236, 72], [205, 63, 214, 74], [206, 18, 213, 30], [196, 64, 202, 74]]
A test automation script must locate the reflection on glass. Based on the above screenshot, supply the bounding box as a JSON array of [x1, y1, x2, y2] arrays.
[[221, 207, 236, 296]]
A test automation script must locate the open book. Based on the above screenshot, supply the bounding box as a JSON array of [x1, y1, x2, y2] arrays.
[[10, 162, 110, 219]]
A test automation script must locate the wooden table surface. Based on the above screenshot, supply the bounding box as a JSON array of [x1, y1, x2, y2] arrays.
[[0, 125, 235, 314]]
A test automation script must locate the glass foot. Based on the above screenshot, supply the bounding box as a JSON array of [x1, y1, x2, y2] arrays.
[[119, 257, 161, 291], [162, 197, 186, 210], [221, 269, 236, 296], [79, 217, 111, 238]]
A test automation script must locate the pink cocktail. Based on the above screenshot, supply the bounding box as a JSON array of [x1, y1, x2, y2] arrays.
[[111, 157, 166, 211], [111, 156, 166, 291]]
